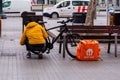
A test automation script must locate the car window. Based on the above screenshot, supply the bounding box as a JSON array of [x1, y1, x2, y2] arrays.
[[82, 1, 89, 6], [72, 1, 81, 6], [2, 1, 11, 8], [72, 1, 89, 6], [57, 1, 70, 8]]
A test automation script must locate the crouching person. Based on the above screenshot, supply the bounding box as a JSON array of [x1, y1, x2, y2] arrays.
[[20, 21, 48, 58]]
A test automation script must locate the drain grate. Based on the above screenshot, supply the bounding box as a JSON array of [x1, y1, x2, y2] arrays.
[[1, 53, 16, 57]]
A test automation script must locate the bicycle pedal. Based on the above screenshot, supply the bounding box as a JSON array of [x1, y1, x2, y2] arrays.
[[71, 44, 77, 46], [46, 50, 49, 54], [46, 51, 50, 54]]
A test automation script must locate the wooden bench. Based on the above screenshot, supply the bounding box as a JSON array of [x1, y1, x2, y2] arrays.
[[59, 25, 120, 57]]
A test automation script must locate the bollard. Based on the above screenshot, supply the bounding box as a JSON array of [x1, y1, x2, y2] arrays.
[[0, 16, 1, 37]]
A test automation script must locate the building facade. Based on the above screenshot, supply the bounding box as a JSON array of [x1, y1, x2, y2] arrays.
[[97, 0, 120, 7]]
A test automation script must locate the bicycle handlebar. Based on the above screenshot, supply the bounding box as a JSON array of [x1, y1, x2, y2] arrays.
[[47, 18, 73, 31], [57, 18, 73, 24], [38, 21, 47, 25]]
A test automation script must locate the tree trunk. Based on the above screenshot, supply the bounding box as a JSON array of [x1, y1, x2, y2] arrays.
[[85, 0, 96, 26]]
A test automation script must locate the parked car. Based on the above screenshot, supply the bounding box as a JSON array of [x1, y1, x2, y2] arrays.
[[43, 0, 90, 18], [2, 0, 32, 15]]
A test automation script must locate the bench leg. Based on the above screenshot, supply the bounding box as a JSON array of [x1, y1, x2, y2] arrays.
[[59, 34, 63, 54], [115, 34, 117, 57], [59, 42, 62, 54], [62, 33, 67, 58], [107, 33, 111, 53], [107, 41, 111, 53]]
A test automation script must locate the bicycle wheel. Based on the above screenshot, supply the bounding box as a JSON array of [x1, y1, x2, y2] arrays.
[[65, 34, 83, 58]]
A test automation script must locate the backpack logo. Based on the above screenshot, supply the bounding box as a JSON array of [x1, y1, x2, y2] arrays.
[[86, 48, 93, 57]]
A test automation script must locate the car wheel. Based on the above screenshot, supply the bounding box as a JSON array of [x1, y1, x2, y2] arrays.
[[51, 13, 58, 18]]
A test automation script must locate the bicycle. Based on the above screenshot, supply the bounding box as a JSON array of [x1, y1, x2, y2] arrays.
[[38, 18, 83, 58]]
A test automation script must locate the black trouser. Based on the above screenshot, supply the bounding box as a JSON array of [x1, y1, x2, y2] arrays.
[[25, 39, 45, 52]]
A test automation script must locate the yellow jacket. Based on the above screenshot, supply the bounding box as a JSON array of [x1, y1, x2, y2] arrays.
[[20, 22, 48, 45]]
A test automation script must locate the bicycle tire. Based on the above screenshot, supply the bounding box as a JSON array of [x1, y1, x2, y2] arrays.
[[65, 34, 83, 58], [42, 38, 51, 53]]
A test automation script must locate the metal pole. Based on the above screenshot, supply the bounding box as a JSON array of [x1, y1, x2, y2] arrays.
[[0, 0, 7, 37], [41, 0, 44, 15], [0, 0, 2, 37], [0, 0, 7, 19], [42, 0, 43, 11], [0, 0, 2, 15], [94, 0, 97, 19], [106, 0, 109, 25], [0, 16, 1, 37]]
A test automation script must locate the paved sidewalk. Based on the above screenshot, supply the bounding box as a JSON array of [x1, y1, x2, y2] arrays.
[[0, 16, 120, 80]]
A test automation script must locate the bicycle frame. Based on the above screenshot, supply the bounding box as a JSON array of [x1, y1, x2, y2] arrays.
[[46, 23, 75, 58], [46, 24, 68, 45], [43, 18, 78, 57]]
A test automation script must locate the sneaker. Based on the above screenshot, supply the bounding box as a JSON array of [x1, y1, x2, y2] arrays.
[[26, 52, 31, 58], [38, 54, 43, 59]]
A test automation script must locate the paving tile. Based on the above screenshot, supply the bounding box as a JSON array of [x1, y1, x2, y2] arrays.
[[1, 16, 120, 80]]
